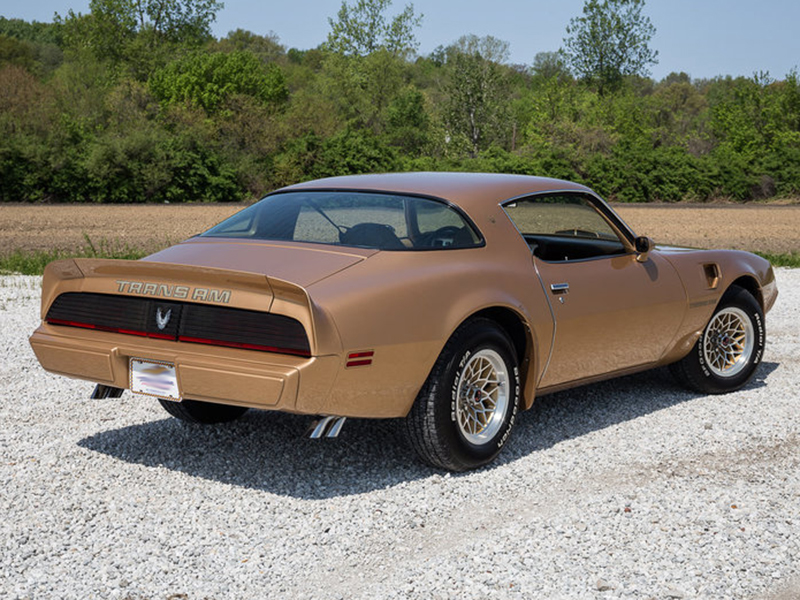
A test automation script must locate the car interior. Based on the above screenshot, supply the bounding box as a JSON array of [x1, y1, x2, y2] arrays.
[[524, 233, 627, 262], [504, 193, 630, 262]]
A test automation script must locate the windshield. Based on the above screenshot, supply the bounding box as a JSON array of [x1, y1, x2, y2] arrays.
[[201, 191, 483, 251]]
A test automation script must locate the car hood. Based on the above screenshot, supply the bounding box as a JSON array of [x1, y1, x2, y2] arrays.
[[143, 238, 375, 288]]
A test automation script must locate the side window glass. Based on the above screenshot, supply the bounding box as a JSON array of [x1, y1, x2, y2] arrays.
[[503, 194, 627, 262]]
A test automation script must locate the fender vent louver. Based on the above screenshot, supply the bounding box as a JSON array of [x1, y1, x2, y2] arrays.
[[703, 263, 721, 289]]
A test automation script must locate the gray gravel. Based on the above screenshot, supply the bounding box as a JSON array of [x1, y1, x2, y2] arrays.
[[1, 270, 798, 600]]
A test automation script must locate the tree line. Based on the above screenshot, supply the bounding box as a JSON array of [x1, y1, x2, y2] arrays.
[[1, 0, 798, 203]]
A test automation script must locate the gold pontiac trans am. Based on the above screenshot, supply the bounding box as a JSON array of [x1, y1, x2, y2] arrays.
[[29, 173, 779, 471]]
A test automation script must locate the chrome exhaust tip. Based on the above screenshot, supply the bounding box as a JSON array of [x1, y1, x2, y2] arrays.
[[91, 384, 124, 399], [308, 416, 347, 439]]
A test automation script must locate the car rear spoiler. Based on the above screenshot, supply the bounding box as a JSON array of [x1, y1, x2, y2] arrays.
[[40, 258, 327, 354]]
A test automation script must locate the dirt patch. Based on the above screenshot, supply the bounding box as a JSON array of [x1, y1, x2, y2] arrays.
[[614, 204, 800, 254], [0, 204, 244, 254], [0, 203, 798, 254]]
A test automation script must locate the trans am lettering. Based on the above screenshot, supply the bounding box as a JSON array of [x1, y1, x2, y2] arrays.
[[115, 280, 231, 304]]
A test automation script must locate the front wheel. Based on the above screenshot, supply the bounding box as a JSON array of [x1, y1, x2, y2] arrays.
[[405, 318, 521, 471], [158, 398, 249, 424], [670, 285, 765, 394]]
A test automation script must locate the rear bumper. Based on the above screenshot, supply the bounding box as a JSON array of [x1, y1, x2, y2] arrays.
[[29, 323, 340, 415]]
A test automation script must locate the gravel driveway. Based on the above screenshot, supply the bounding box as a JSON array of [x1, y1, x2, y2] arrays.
[[2, 271, 798, 600]]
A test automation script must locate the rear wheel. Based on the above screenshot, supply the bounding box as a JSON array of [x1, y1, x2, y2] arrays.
[[670, 285, 764, 394], [405, 318, 520, 471], [158, 398, 249, 424]]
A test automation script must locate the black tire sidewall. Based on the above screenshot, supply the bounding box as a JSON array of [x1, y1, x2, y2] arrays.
[[438, 324, 521, 464], [692, 288, 765, 393]]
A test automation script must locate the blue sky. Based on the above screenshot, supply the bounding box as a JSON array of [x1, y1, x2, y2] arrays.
[[3, 0, 799, 80]]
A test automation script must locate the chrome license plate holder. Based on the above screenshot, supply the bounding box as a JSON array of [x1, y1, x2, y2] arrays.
[[130, 358, 181, 402]]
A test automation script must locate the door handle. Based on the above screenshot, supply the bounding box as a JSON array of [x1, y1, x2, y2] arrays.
[[550, 283, 570, 294]]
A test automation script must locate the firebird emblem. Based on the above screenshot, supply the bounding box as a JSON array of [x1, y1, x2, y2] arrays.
[[155, 308, 172, 330]]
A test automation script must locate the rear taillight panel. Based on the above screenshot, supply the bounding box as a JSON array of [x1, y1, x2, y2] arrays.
[[45, 292, 311, 358]]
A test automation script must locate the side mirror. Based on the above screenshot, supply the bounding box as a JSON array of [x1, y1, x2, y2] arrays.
[[634, 236, 653, 263]]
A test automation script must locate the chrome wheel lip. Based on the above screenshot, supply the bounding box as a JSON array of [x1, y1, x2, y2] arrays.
[[455, 349, 509, 445], [703, 306, 755, 378]]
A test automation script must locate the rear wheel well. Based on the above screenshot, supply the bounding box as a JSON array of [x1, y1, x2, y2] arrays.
[[427, 307, 533, 411], [467, 307, 534, 410], [470, 307, 528, 364]]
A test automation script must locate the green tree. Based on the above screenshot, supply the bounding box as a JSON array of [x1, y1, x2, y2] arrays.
[[0, 19, 64, 74], [326, 0, 422, 57], [648, 75, 707, 148], [149, 51, 288, 113], [385, 85, 430, 154], [273, 128, 397, 185], [441, 35, 512, 157], [0, 65, 58, 201], [313, 128, 397, 177], [315, 48, 407, 133], [0, 17, 62, 45], [0, 35, 37, 71], [705, 72, 800, 198], [532, 51, 571, 82], [57, 0, 223, 66], [563, 0, 658, 94], [214, 29, 285, 64]]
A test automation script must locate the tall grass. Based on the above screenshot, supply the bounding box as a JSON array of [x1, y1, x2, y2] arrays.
[[753, 251, 800, 268]]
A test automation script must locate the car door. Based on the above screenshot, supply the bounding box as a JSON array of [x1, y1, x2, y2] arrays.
[[503, 193, 687, 389]]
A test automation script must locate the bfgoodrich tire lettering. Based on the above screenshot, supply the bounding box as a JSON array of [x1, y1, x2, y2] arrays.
[[158, 398, 249, 424], [405, 318, 521, 471], [670, 285, 765, 394]]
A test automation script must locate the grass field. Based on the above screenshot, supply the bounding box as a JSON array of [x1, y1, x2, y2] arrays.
[[1, 202, 798, 273]]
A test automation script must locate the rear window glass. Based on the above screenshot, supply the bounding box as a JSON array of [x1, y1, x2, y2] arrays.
[[201, 191, 482, 251]]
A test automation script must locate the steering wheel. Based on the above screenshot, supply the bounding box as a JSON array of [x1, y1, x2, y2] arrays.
[[423, 226, 464, 248]]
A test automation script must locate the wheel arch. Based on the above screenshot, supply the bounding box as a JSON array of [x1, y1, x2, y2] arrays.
[[726, 275, 764, 311], [463, 306, 538, 410]]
